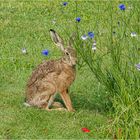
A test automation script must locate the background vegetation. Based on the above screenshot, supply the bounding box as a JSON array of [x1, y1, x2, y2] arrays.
[[0, 0, 140, 139]]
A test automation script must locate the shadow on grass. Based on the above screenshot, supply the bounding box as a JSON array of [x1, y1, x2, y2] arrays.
[[55, 91, 110, 114]]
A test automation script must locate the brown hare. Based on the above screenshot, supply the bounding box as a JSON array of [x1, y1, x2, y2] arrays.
[[24, 29, 77, 112]]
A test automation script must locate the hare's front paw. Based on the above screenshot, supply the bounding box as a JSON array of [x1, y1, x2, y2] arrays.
[[68, 108, 76, 112]]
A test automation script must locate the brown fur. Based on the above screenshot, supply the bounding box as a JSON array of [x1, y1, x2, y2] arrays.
[[25, 29, 77, 112]]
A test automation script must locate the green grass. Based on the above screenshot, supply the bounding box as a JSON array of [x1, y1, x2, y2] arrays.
[[0, 0, 140, 139]]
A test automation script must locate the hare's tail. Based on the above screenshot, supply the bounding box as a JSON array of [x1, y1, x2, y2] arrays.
[[23, 98, 31, 107], [23, 102, 31, 107]]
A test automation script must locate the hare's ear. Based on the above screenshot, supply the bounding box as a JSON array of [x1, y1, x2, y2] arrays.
[[50, 29, 64, 51], [68, 32, 77, 47]]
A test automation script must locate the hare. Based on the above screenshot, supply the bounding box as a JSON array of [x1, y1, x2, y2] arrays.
[[24, 29, 77, 112]]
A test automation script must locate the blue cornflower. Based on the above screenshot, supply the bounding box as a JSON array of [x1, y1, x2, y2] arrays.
[[88, 32, 94, 39], [119, 4, 126, 10], [42, 49, 49, 56], [76, 17, 81, 22], [63, 2, 68, 6]]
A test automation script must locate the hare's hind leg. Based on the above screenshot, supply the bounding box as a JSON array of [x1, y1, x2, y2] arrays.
[[28, 92, 52, 109], [46, 94, 66, 111], [52, 102, 63, 108], [33, 81, 56, 109], [47, 93, 64, 109], [29, 92, 66, 111]]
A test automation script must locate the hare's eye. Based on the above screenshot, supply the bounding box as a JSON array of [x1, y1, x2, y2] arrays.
[[65, 52, 69, 55]]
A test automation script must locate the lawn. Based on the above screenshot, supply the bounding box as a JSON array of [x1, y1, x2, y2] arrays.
[[0, 0, 140, 139]]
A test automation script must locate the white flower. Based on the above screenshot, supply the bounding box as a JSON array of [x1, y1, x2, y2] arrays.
[[81, 35, 88, 40], [92, 40, 96, 51], [92, 47, 96, 51], [128, 6, 133, 10], [52, 19, 56, 24], [131, 32, 137, 37], [135, 63, 140, 71], [22, 48, 27, 54]]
